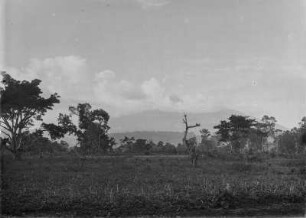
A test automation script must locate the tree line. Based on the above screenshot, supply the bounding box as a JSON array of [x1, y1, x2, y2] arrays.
[[1, 72, 306, 159]]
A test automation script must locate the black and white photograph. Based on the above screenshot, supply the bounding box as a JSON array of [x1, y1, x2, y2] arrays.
[[1, 0, 306, 217]]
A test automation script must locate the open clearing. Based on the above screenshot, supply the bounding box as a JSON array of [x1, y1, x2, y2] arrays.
[[1, 155, 306, 217]]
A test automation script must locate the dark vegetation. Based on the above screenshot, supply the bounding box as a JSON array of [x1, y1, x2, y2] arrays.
[[2, 154, 306, 217], [1, 73, 306, 216]]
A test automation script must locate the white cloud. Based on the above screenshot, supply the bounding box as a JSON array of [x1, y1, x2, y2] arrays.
[[135, 0, 170, 9], [95, 70, 116, 81], [141, 77, 164, 99], [5, 56, 92, 100], [5, 55, 306, 128]]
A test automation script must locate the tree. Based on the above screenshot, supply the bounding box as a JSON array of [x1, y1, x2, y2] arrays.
[[199, 128, 213, 153], [132, 138, 151, 154], [42, 113, 76, 140], [299, 116, 306, 129], [0, 72, 60, 158], [247, 127, 266, 152], [119, 136, 135, 153], [278, 130, 297, 154], [69, 103, 114, 154], [176, 143, 187, 154], [182, 113, 200, 167], [260, 115, 277, 136], [298, 117, 306, 153], [163, 142, 177, 154], [301, 132, 306, 149], [214, 115, 257, 153], [214, 120, 230, 142], [43, 103, 114, 154], [277, 117, 306, 155], [281, 118, 306, 154], [151, 141, 163, 153]]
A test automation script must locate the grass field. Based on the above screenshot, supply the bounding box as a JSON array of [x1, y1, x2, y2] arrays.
[[1, 154, 306, 217]]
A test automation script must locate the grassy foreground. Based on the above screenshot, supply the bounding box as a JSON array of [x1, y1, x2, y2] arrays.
[[1, 154, 306, 217]]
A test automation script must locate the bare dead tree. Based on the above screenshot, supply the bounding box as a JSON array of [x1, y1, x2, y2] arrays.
[[182, 113, 200, 167]]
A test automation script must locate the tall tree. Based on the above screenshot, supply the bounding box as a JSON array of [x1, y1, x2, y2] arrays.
[[278, 130, 297, 154], [199, 128, 213, 153], [0, 72, 60, 158], [298, 117, 306, 152], [70, 103, 114, 153], [214, 115, 257, 153], [199, 128, 211, 141], [119, 136, 135, 153], [260, 115, 277, 136], [301, 132, 306, 149], [299, 116, 306, 129], [43, 103, 114, 154]]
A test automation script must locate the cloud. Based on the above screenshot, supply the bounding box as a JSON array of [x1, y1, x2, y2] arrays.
[[3, 56, 252, 116], [5, 54, 306, 128], [39, 57, 94, 100], [95, 70, 116, 81], [93, 76, 174, 115], [135, 0, 170, 9], [93, 70, 147, 114], [141, 77, 164, 99], [5, 56, 92, 99], [140, 77, 183, 110], [169, 94, 182, 104], [4, 56, 149, 116]]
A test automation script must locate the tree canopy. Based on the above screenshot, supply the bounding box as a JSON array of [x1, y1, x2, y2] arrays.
[[0, 72, 60, 157], [43, 103, 114, 154], [214, 115, 257, 152]]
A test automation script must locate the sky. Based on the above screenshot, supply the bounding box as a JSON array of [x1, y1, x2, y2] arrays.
[[2, 0, 306, 129]]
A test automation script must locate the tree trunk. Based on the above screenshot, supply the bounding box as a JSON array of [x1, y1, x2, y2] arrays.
[[182, 114, 200, 167], [1, 144, 4, 174], [14, 150, 22, 160], [191, 151, 198, 168], [10, 133, 23, 160]]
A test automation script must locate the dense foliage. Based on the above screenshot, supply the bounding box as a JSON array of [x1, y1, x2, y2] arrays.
[[43, 103, 115, 154], [214, 115, 257, 153], [0, 73, 60, 158], [213, 115, 306, 155], [117, 137, 176, 155]]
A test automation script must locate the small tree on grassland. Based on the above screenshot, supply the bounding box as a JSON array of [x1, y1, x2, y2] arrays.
[[0, 72, 60, 158]]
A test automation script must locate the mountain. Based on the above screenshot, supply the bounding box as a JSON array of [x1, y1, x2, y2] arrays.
[[109, 109, 288, 133], [109, 109, 244, 133]]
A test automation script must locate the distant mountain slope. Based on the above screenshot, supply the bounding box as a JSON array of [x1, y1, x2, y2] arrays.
[[109, 109, 243, 133], [109, 109, 288, 134]]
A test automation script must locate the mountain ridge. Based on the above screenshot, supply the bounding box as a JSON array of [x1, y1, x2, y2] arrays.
[[109, 109, 245, 133], [109, 109, 288, 133]]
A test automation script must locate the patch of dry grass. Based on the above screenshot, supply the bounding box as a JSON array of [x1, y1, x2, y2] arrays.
[[2, 155, 306, 216]]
